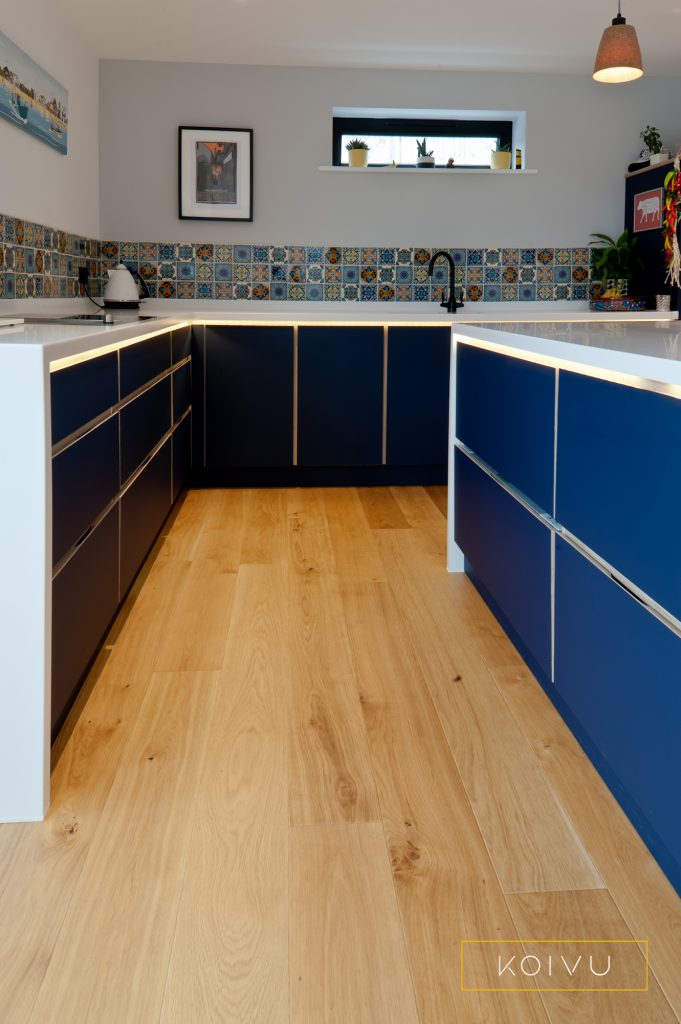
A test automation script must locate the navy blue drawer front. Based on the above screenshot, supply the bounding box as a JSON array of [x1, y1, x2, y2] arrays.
[[172, 415, 191, 504], [555, 537, 681, 892], [120, 440, 172, 596], [455, 447, 552, 682], [557, 370, 681, 622], [172, 363, 191, 424], [120, 332, 171, 398], [386, 327, 450, 466], [456, 343, 555, 512], [298, 326, 383, 467], [51, 505, 119, 736], [52, 416, 119, 566], [51, 352, 118, 444], [172, 326, 191, 364], [120, 377, 172, 483]]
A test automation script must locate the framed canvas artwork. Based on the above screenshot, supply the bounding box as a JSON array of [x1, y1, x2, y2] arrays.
[[0, 30, 68, 154], [178, 126, 253, 221]]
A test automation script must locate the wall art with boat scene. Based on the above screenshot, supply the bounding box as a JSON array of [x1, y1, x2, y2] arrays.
[[0, 30, 67, 155]]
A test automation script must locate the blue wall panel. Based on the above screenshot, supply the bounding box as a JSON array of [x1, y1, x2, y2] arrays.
[[456, 343, 555, 512], [555, 536, 681, 892], [557, 371, 681, 622]]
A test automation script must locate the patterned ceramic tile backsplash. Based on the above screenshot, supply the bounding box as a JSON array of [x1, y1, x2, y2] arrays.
[[0, 212, 592, 302]]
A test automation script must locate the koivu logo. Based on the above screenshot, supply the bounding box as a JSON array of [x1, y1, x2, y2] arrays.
[[498, 954, 612, 978]]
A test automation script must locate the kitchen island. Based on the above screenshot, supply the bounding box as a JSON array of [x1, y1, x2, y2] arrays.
[[448, 317, 681, 896]]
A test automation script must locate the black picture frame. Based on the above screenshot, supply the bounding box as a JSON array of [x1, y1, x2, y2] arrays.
[[178, 126, 253, 221]]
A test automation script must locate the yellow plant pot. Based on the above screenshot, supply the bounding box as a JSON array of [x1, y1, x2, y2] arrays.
[[348, 149, 369, 167], [490, 151, 512, 170]]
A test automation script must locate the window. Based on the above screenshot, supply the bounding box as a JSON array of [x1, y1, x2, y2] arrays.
[[333, 115, 513, 168]]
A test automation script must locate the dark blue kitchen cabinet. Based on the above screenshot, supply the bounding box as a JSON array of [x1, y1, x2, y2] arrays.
[[120, 439, 172, 597], [51, 505, 119, 736], [456, 342, 555, 513], [455, 447, 552, 682], [203, 326, 294, 468], [555, 536, 681, 893], [172, 415, 191, 504], [120, 376, 172, 483], [120, 330, 171, 398], [298, 326, 383, 466], [52, 417, 119, 566], [171, 325, 192, 364], [172, 362, 191, 423], [557, 370, 681, 621], [51, 351, 118, 444], [386, 327, 450, 471]]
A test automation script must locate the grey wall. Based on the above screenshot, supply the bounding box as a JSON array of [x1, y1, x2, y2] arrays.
[[99, 60, 681, 247], [0, 2, 100, 237]]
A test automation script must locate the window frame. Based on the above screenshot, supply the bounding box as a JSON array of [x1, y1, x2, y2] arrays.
[[332, 115, 513, 168]]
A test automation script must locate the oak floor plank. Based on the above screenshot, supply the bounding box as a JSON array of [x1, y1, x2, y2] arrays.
[[375, 528, 603, 895], [452, 571, 681, 1020], [289, 823, 421, 1024], [27, 670, 220, 1024], [240, 488, 289, 565], [358, 485, 412, 530], [288, 509, 380, 824], [341, 580, 550, 1024], [505, 889, 677, 1024], [151, 562, 236, 672], [391, 484, 448, 567], [160, 564, 290, 1024], [322, 487, 386, 584], [424, 484, 448, 518]]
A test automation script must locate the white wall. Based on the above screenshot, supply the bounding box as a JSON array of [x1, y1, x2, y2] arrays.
[[0, 1, 100, 238], [99, 60, 681, 247]]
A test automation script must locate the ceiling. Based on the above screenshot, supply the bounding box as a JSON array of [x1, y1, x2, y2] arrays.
[[53, 0, 680, 75]]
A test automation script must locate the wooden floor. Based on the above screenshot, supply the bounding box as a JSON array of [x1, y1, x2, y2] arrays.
[[1, 486, 679, 1024]]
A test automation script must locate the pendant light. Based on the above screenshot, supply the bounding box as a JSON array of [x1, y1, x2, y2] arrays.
[[593, 1, 643, 83]]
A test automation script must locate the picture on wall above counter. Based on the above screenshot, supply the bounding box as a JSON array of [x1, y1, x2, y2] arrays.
[[0, 30, 68, 154], [179, 126, 253, 221]]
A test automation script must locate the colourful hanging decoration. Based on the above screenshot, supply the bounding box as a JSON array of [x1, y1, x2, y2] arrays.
[[663, 150, 681, 288]]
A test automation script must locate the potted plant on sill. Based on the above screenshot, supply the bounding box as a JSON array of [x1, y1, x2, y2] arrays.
[[640, 125, 670, 166], [346, 138, 370, 168], [490, 143, 512, 170], [416, 138, 435, 168], [589, 229, 645, 310]]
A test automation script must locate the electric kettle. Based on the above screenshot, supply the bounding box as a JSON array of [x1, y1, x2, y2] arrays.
[[103, 264, 150, 309]]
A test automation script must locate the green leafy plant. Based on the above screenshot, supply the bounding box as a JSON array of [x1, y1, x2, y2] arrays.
[[640, 125, 663, 155], [495, 142, 512, 153], [589, 229, 642, 283], [345, 138, 369, 151], [416, 138, 434, 159]]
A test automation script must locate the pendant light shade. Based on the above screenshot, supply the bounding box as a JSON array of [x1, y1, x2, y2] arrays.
[[593, 4, 643, 83]]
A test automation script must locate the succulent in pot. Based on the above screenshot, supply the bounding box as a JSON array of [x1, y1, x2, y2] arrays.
[[490, 142, 512, 170], [416, 138, 435, 168], [346, 138, 370, 167]]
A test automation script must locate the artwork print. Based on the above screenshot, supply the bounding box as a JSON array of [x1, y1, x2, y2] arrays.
[[634, 188, 664, 233], [0, 30, 68, 154], [196, 141, 237, 205], [179, 127, 253, 221]]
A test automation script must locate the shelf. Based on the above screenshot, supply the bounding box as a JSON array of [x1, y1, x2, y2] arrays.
[[318, 166, 538, 175]]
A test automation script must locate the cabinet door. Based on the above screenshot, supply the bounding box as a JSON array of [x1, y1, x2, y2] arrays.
[[120, 377, 172, 483], [557, 370, 681, 622], [172, 325, 191, 364], [172, 415, 191, 504], [120, 331, 171, 398], [555, 536, 681, 891], [204, 326, 294, 468], [456, 342, 555, 512], [51, 351, 118, 444], [51, 505, 119, 736], [298, 326, 383, 466], [120, 440, 172, 596], [172, 362, 191, 424], [455, 447, 552, 682], [386, 327, 450, 467]]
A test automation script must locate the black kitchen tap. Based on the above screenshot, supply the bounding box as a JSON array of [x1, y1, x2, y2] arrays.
[[427, 250, 464, 313]]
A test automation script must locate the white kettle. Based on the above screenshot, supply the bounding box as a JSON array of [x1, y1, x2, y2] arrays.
[[104, 263, 150, 308]]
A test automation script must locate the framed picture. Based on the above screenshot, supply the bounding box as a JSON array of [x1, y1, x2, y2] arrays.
[[0, 30, 68, 155], [178, 126, 253, 221], [633, 187, 663, 233]]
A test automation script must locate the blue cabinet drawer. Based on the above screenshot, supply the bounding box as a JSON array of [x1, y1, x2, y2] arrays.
[[52, 416, 119, 566], [386, 327, 450, 467], [120, 439, 172, 596], [120, 332, 171, 398], [172, 415, 191, 504], [455, 447, 552, 682], [555, 537, 681, 893], [172, 326, 191, 364], [556, 370, 681, 621], [456, 343, 555, 512], [120, 377, 171, 483], [51, 351, 118, 444], [51, 505, 119, 736], [172, 363, 191, 424]]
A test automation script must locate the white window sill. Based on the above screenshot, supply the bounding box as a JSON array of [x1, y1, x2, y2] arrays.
[[319, 165, 538, 175]]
